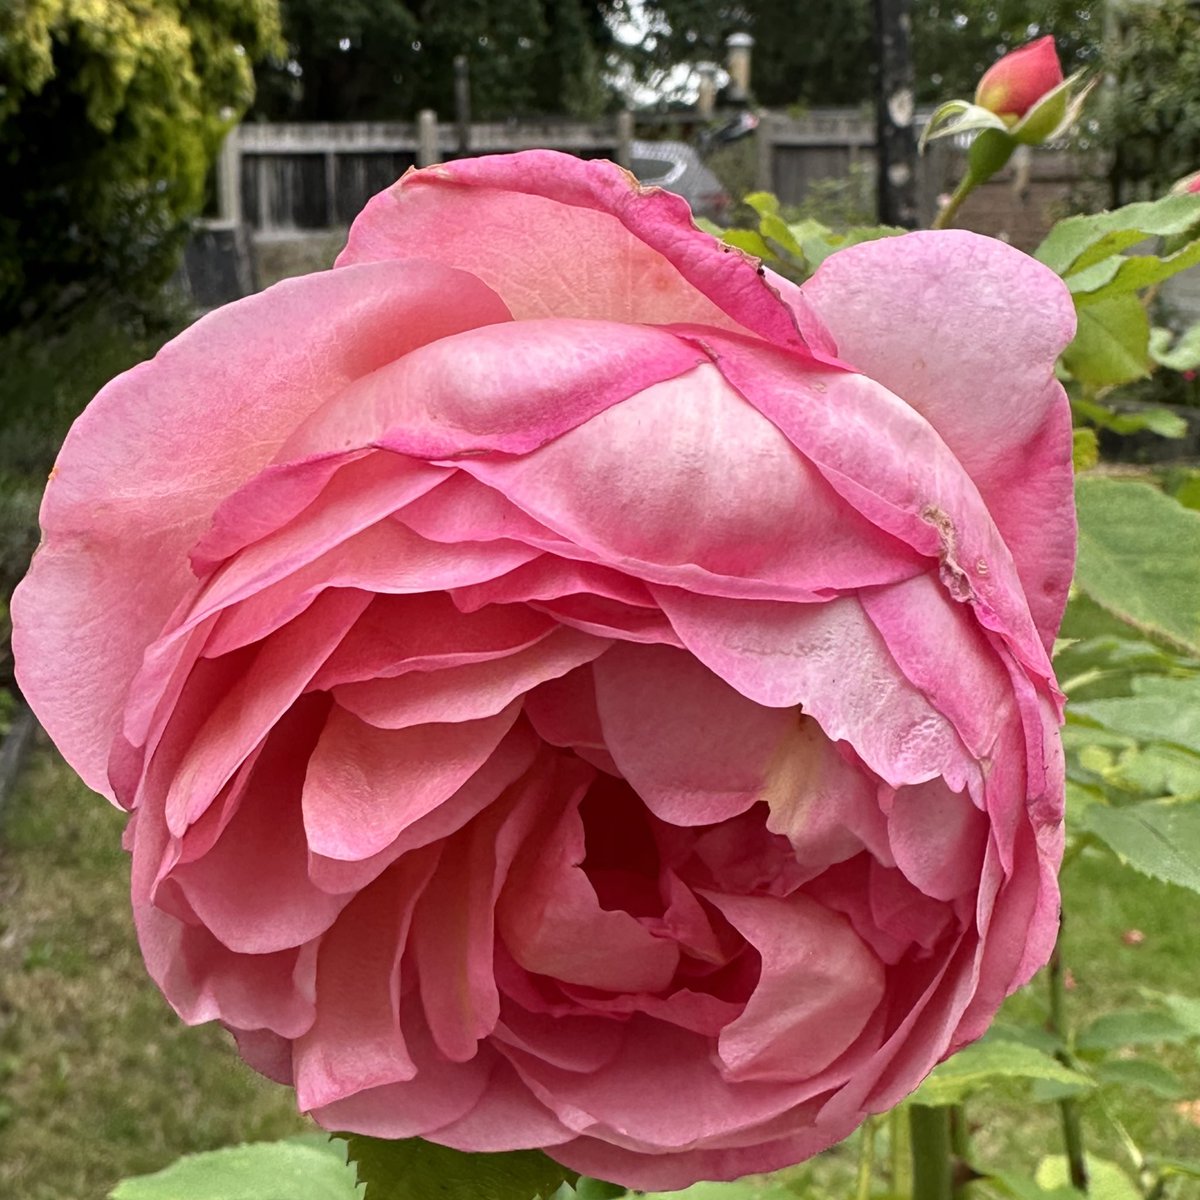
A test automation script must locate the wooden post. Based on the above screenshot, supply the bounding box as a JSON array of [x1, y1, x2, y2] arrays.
[[725, 32, 753, 104], [615, 110, 634, 169], [696, 65, 717, 118], [323, 151, 337, 227], [755, 113, 774, 192], [872, 0, 919, 228], [216, 126, 242, 226], [454, 55, 471, 156], [417, 109, 440, 167]]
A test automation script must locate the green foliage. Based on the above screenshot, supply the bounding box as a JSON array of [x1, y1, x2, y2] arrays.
[[911, 1040, 1092, 1107], [254, 1, 613, 121], [0, 306, 177, 594], [1036, 192, 1200, 396], [626, 1, 1096, 109], [341, 1135, 576, 1200], [1061, 295, 1153, 388], [109, 1136, 361, 1199], [621, 0, 872, 108], [1150, 322, 1200, 373], [1034, 194, 1200, 279], [1099, 0, 1200, 201], [0, 0, 281, 323], [1037, 1156, 1141, 1200], [1078, 800, 1200, 893], [705, 190, 901, 283], [1072, 477, 1200, 656], [1075, 1008, 1195, 1053]]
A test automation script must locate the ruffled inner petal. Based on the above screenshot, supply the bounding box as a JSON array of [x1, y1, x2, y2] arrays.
[[301, 702, 521, 860]]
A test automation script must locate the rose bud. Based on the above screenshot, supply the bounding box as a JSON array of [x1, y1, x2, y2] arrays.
[[922, 36, 1091, 173], [1171, 170, 1200, 195], [975, 35, 1064, 122], [13, 151, 1076, 1191]]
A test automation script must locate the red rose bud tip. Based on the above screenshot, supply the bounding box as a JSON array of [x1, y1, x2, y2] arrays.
[[975, 35, 1064, 121]]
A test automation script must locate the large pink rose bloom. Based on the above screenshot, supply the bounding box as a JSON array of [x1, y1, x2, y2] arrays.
[[13, 151, 1075, 1190]]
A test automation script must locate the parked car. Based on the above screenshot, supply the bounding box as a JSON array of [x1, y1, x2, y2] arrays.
[[628, 139, 730, 221]]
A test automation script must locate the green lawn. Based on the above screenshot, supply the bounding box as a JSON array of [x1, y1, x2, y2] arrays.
[[0, 748, 1198, 1199], [0, 748, 309, 1200]]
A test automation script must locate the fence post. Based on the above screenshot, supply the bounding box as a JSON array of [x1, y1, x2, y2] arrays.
[[216, 125, 242, 226], [872, 0, 920, 227], [755, 114, 774, 192], [616, 110, 634, 169], [696, 65, 717, 119], [323, 151, 336, 226], [417, 110, 440, 167], [454, 55, 471, 155]]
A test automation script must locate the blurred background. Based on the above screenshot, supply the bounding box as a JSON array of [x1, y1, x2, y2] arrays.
[[2, 3, 1200, 1197]]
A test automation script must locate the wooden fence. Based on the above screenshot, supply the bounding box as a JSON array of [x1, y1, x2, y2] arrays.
[[219, 110, 957, 235], [187, 111, 1118, 305]]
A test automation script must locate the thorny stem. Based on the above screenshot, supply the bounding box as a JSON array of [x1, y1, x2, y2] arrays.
[[1048, 931, 1089, 1192], [931, 175, 974, 230]]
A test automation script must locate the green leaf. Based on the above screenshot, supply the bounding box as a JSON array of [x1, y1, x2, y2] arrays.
[[342, 1137, 575, 1200], [743, 192, 781, 220], [1080, 800, 1200, 893], [1080, 1008, 1190, 1056], [909, 1039, 1092, 1106], [1107, 743, 1200, 798], [1159, 1159, 1200, 1181], [983, 1170, 1083, 1200], [720, 228, 775, 260], [1073, 676, 1200, 754], [1094, 1057, 1185, 1098], [1141, 989, 1200, 1036], [109, 1138, 361, 1200], [1073, 478, 1200, 655], [1070, 395, 1186, 438], [918, 98, 1009, 150], [759, 213, 805, 258], [791, 222, 903, 270], [639, 1174, 811, 1200], [1067, 236, 1200, 305], [1054, 631, 1197, 702], [1035, 1157, 1141, 1200], [572, 1180, 627, 1200], [1034, 193, 1200, 276], [1060, 294, 1151, 387], [1151, 323, 1200, 372], [1072, 428, 1099, 471]]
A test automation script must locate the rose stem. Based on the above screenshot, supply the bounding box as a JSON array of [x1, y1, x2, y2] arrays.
[[855, 1116, 879, 1200], [1048, 926, 1089, 1192], [910, 1104, 954, 1200], [931, 176, 973, 229], [891, 1107, 914, 1197]]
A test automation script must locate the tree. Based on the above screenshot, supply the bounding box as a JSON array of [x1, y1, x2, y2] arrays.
[[0, 0, 281, 326], [620, 1, 1099, 109], [1101, 0, 1200, 202], [911, 1, 1098, 102], [615, 0, 874, 109], [253, 1, 615, 122]]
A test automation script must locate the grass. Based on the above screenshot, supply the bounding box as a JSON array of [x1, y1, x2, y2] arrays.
[[0, 748, 308, 1200], [0, 748, 1198, 1199], [0, 305, 180, 600]]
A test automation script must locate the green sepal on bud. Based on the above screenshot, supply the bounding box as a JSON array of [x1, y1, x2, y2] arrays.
[[918, 100, 1010, 154], [964, 128, 1016, 188], [1008, 69, 1095, 145], [919, 69, 1095, 172]]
